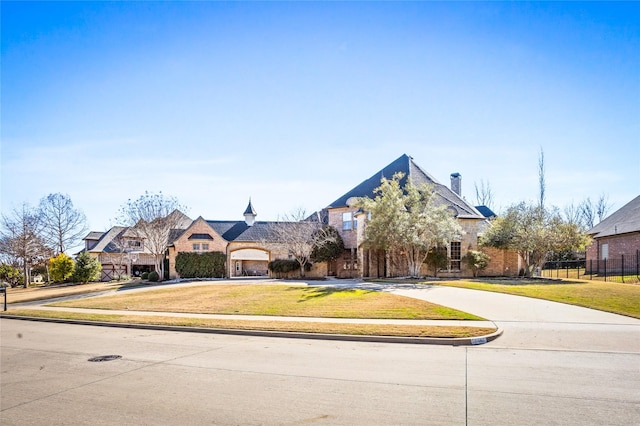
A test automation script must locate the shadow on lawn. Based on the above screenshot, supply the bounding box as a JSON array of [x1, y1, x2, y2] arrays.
[[291, 286, 374, 301]]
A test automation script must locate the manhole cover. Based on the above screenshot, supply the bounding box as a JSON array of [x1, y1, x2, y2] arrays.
[[88, 355, 122, 362]]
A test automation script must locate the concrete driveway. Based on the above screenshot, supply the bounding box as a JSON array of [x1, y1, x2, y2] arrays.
[[327, 280, 640, 353]]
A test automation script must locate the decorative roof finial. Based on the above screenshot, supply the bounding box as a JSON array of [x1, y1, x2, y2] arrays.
[[244, 198, 257, 226]]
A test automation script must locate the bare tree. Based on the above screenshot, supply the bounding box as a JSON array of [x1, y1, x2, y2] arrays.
[[474, 179, 494, 209], [38, 193, 88, 255], [117, 192, 189, 280], [266, 208, 339, 278], [538, 147, 546, 210], [563, 202, 583, 227], [0, 204, 52, 287], [579, 194, 612, 229]]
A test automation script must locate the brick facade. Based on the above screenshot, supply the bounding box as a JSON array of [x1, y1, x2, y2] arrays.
[[586, 232, 640, 261], [168, 218, 228, 279], [478, 247, 520, 277]]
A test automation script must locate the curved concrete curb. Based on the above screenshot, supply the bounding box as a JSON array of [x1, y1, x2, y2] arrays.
[[0, 314, 503, 346]]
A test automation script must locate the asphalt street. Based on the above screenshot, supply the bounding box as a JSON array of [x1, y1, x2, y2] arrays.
[[2, 281, 639, 425]]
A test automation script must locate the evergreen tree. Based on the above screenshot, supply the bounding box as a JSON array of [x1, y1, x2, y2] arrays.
[[73, 251, 102, 283]]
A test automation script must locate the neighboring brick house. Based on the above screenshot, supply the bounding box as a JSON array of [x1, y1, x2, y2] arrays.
[[586, 195, 640, 269], [83, 227, 156, 281], [321, 154, 503, 278]]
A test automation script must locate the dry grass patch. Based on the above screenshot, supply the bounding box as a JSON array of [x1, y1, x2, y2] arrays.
[[1, 309, 495, 338], [433, 279, 640, 319], [4, 281, 141, 304], [51, 284, 484, 320]]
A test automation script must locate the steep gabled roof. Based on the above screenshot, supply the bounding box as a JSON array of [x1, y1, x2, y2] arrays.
[[206, 220, 278, 242], [84, 231, 105, 241], [327, 154, 484, 219], [587, 195, 640, 238], [87, 226, 127, 253]]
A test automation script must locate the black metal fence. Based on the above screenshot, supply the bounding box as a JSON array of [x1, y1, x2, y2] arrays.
[[542, 250, 640, 284]]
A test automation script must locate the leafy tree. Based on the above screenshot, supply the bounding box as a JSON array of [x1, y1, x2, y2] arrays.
[[49, 253, 75, 283], [355, 173, 463, 277], [463, 250, 490, 278], [480, 202, 590, 277], [0, 264, 23, 287], [425, 248, 449, 277], [117, 192, 189, 281], [0, 204, 52, 287], [73, 251, 102, 283], [310, 226, 344, 263], [38, 193, 88, 255]]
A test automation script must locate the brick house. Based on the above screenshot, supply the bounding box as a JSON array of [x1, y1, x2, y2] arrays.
[[166, 200, 327, 279], [320, 154, 514, 278], [83, 227, 157, 281], [586, 195, 640, 269], [85, 154, 519, 280]]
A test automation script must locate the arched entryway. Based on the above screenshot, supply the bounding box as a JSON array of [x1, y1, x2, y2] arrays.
[[230, 248, 270, 277]]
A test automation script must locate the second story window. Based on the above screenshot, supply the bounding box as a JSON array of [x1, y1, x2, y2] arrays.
[[342, 212, 357, 230], [128, 240, 142, 248], [193, 243, 200, 251]]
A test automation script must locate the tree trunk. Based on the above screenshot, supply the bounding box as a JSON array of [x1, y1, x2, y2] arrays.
[[155, 256, 163, 281], [23, 263, 30, 288]]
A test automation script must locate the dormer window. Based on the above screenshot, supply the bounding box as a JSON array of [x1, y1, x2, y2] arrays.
[[188, 233, 213, 241]]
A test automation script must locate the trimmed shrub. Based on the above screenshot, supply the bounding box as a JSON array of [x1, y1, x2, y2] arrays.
[[175, 252, 226, 278], [148, 271, 159, 282], [141, 272, 149, 280], [268, 259, 311, 278]]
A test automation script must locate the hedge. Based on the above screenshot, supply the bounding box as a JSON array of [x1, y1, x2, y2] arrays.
[[176, 251, 226, 278]]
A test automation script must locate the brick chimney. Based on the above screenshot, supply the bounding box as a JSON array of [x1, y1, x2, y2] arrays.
[[450, 173, 462, 197]]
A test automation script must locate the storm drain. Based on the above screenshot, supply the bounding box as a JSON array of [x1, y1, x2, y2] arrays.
[[88, 355, 122, 362]]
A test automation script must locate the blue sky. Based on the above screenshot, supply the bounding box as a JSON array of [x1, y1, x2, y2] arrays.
[[2, 1, 639, 235]]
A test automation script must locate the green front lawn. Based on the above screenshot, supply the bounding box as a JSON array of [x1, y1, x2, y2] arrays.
[[51, 284, 484, 320], [433, 279, 640, 319]]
